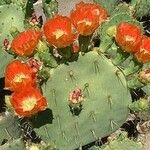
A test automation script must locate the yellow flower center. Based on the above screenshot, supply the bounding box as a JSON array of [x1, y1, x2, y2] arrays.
[[125, 35, 135, 42], [141, 48, 148, 54], [13, 73, 27, 83], [53, 29, 66, 39], [77, 20, 92, 26], [93, 9, 100, 16], [22, 97, 37, 111]]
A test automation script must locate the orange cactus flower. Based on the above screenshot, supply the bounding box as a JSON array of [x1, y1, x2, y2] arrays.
[[70, 2, 108, 36], [135, 36, 150, 63], [11, 87, 48, 117], [11, 29, 41, 56], [43, 15, 77, 48], [115, 22, 142, 53], [5, 60, 36, 92]]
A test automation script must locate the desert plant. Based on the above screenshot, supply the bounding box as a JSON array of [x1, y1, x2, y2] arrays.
[[0, 0, 150, 149]]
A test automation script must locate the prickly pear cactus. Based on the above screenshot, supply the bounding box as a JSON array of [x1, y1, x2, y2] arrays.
[[0, 0, 150, 149], [30, 51, 131, 149]]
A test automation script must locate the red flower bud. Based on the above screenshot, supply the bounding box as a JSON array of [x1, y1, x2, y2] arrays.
[[26, 58, 42, 74], [69, 88, 83, 104]]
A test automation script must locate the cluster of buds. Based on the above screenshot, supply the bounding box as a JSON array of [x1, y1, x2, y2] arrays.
[[26, 58, 43, 74], [129, 98, 150, 112], [29, 12, 40, 26], [68, 88, 84, 115], [69, 88, 83, 104], [138, 68, 150, 84]]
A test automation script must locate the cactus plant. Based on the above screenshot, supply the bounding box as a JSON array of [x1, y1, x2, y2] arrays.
[[0, 0, 150, 149]]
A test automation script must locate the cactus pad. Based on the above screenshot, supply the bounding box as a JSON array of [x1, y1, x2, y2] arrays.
[[0, 138, 25, 150], [31, 51, 132, 149], [42, 0, 58, 18], [0, 112, 22, 145], [98, 132, 143, 150], [0, 4, 25, 77], [131, 0, 150, 18], [0, 0, 11, 5], [94, 0, 121, 15]]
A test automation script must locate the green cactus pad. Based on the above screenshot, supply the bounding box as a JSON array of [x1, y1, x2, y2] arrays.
[[42, 0, 58, 19], [0, 4, 25, 43], [131, 0, 150, 18], [0, 4, 25, 77], [38, 51, 58, 68], [0, 138, 25, 150], [142, 84, 150, 96], [0, 0, 11, 5], [0, 112, 22, 145], [141, 63, 150, 96], [111, 3, 131, 16], [98, 132, 143, 150], [31, 51, 131, 149]]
